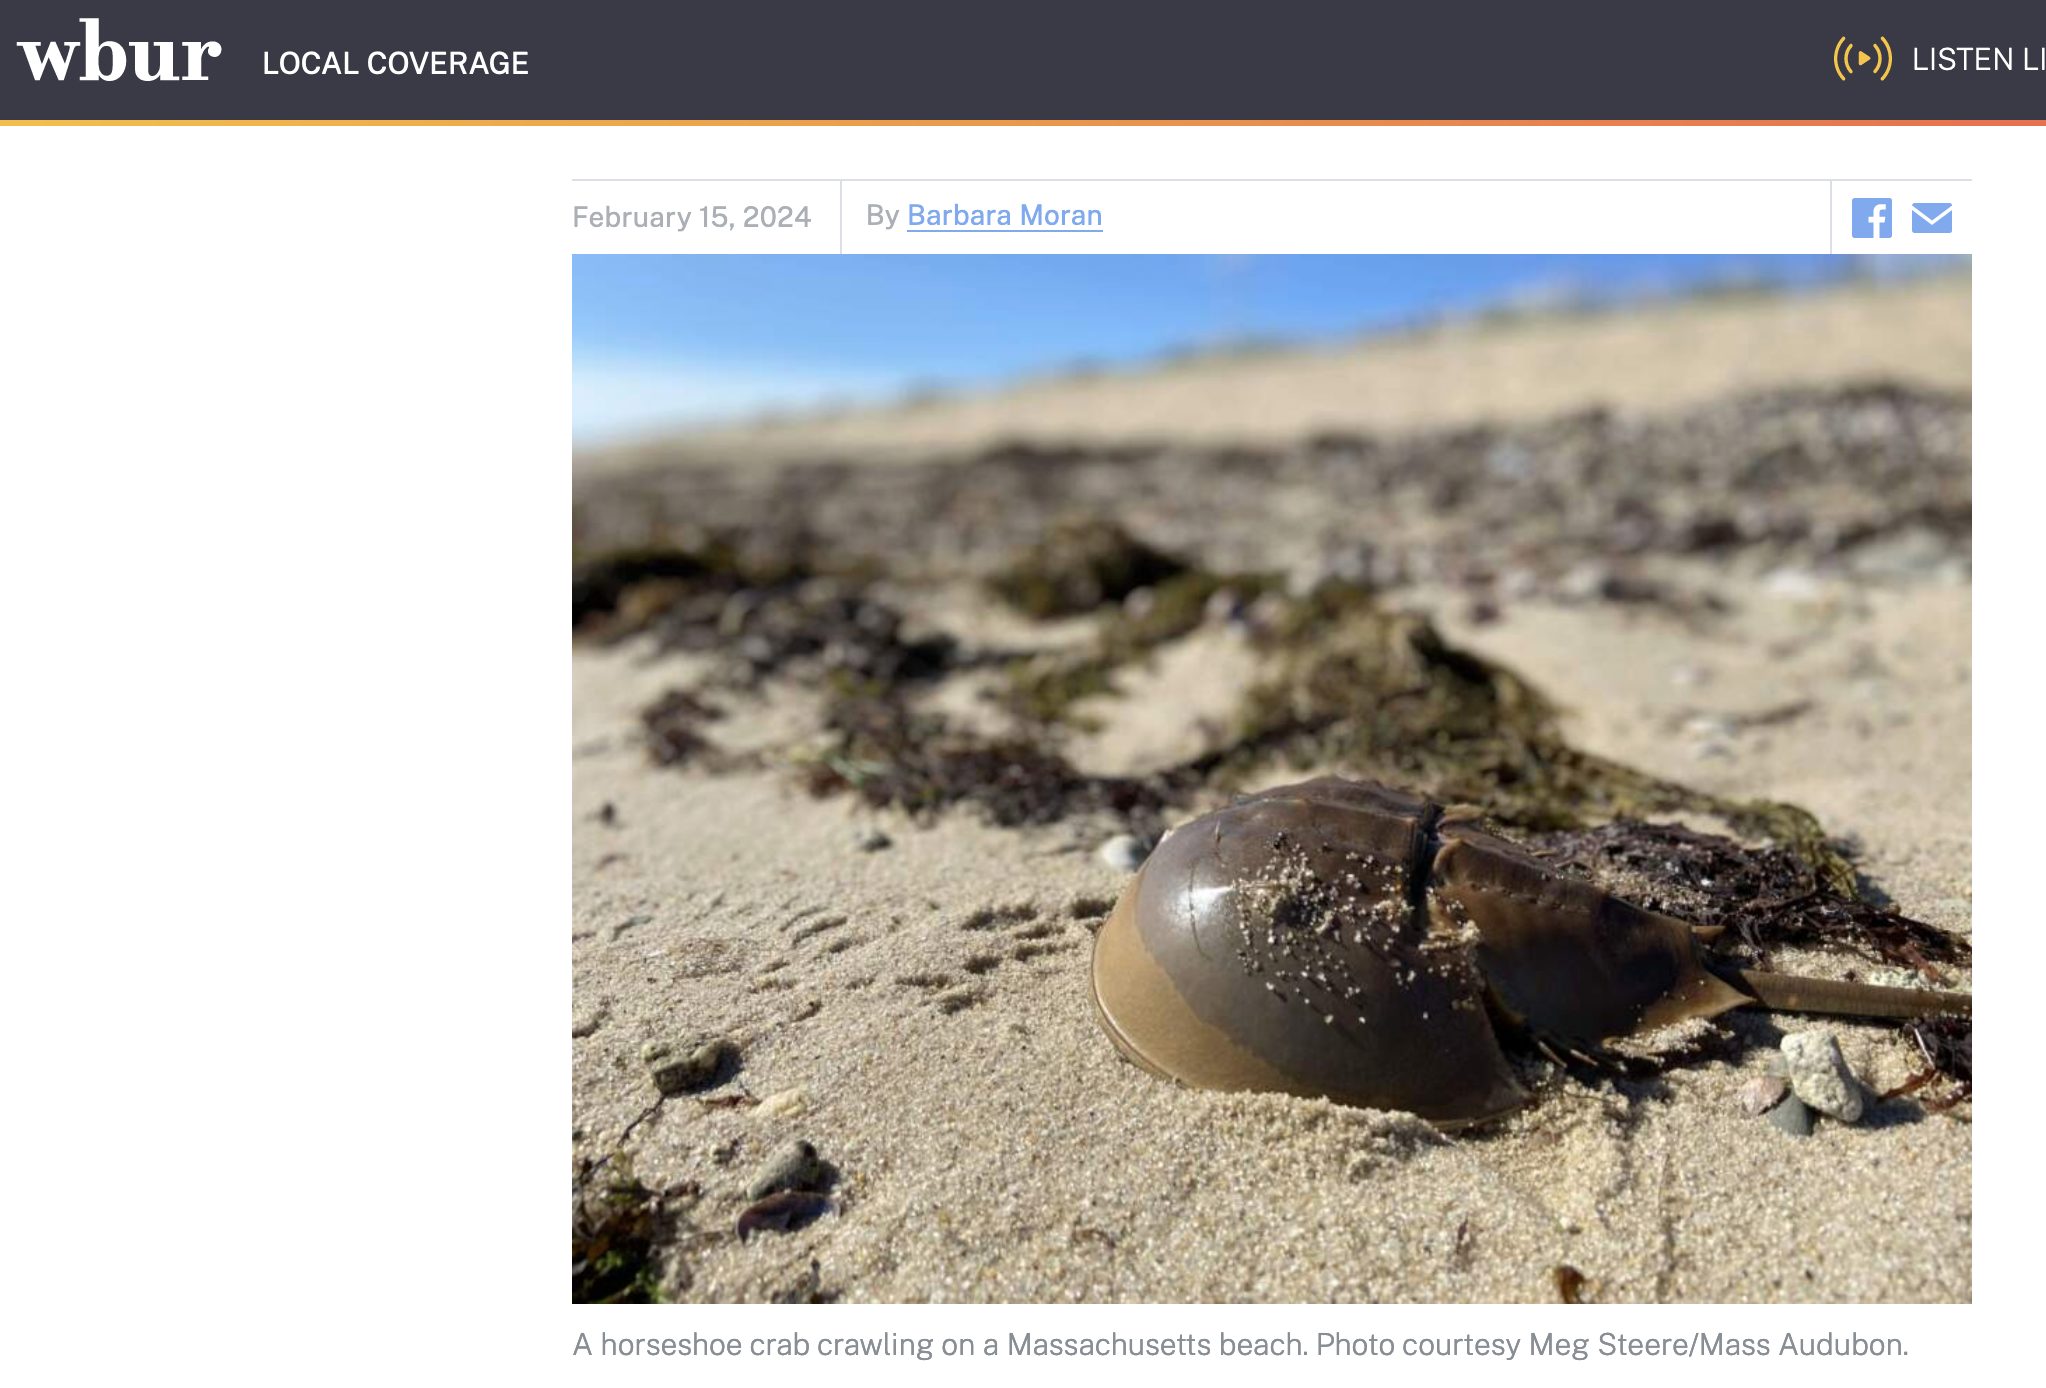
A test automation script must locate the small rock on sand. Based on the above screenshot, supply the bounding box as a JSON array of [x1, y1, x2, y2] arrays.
[[1097, 835, 1151, 873], [1781, 1030, 1865, 1123], [756, 1086, 811, 1120], [1738, 1073, 1789, 1118], [748, 1139, 826, 1199], [647, 1038, 736, 1096], [853, 827, 892, 852], [1766, 1092, 1815, 1137]]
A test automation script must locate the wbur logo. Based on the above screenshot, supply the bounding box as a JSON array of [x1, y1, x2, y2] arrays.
[[16, 16, 221, 81], [1832, 35, 1894, 81]]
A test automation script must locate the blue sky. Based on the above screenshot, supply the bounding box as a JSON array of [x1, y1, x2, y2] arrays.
[[573, 254, 1961, 444]]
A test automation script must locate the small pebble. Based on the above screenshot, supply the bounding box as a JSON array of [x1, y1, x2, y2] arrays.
[[748, 1139, 825, 1199], [1684, 713, 1736, 740], [647, 1038, 735, 1096], [1766, 1092, 1815, 1137], [737, 1191, 833, 1241], [853, 827, 892, 852], [756, 1086, 811, 1120], [1556, 560, 1614, 603], [1781, 1030, 1865, 1123], [1203, 587, 1251, 626], [1738, 1073, 1790, 1118], [1097, 834, 1151, 873], [1762, 567, 1824, 601]]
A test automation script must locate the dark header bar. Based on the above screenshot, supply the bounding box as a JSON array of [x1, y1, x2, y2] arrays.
[[5, 1, 2045, 121]]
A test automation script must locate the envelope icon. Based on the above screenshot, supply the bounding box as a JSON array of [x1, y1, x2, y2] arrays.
[[1912, 202, 1954, 233]]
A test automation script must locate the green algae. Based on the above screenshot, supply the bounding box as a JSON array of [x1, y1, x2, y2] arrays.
[[1209, 581, 1864, 896], [985, 517, 1187, 619], [998, 568, 1282, 726], [571, 1154, 695, 1303]]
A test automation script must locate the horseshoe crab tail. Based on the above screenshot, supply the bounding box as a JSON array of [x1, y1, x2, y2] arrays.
[[1721, 968, 1970, 1020]]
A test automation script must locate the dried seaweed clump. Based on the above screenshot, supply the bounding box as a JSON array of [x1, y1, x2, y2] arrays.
[[573, 545, 723, 630], [572, 539, 801, 636], [579, 538, 956, 693], [1001, 567, 1281, 725], [800, 694, 1173, 832], [640, 689, 727, 768], [571, 1156, 697, 1303], [1218, 583, 1559, 805], [986, 518, 1187, 619], [577, 534, 953, 698], [1524, 819, 1968, 979], [1898, 1015, 1971, 1109], [701, 582, 956, 689], [1218, 582, 1863, 893]]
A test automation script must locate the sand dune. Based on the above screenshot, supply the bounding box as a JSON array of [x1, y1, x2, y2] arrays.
[[578, 276, 1968, 474]]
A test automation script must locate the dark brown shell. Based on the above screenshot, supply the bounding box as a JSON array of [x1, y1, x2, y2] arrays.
[[1091, 776, 1967, 1126], [1427, 816, 1753, 1048]]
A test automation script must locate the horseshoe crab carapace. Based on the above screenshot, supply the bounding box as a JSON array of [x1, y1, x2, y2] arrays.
[[1089, 777, 1970, 1126]]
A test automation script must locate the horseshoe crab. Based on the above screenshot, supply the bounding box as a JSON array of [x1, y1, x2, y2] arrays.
[[1089, 777, 1970, 1125]]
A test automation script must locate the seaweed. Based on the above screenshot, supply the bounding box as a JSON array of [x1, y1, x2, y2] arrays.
[[800, 694, 1175, 832], [585, 482, 1936, 950], [1525, 819, 1967, 977], [701, 583, 956, 689], [998, 567, 1282, 726], [573, 385, 1971, 615], [572, 537, 810, 637], [1208, 583, 1866, 894], [640, 689, 726, 767], [571, 1154, 698, 1303], [572, 545, 732, 629], [1000, 653, 1122, 728], [630, 583, 958, 761], [986, 518, 1187, 619], [614, 551, 1894, 930], [1902, 1014, 1972, 1107], [1878, 1015, 1971, 1111]]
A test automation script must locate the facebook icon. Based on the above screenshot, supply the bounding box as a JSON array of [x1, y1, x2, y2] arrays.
[[1851, 197, 1893, 239]]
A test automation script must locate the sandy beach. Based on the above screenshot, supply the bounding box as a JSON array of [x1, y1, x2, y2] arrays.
[[572, 275, 1971, 1303], [581, 277, 1971, 476]]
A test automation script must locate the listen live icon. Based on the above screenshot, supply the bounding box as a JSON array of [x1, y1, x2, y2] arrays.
[[1833, 35, 1894, 80]]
